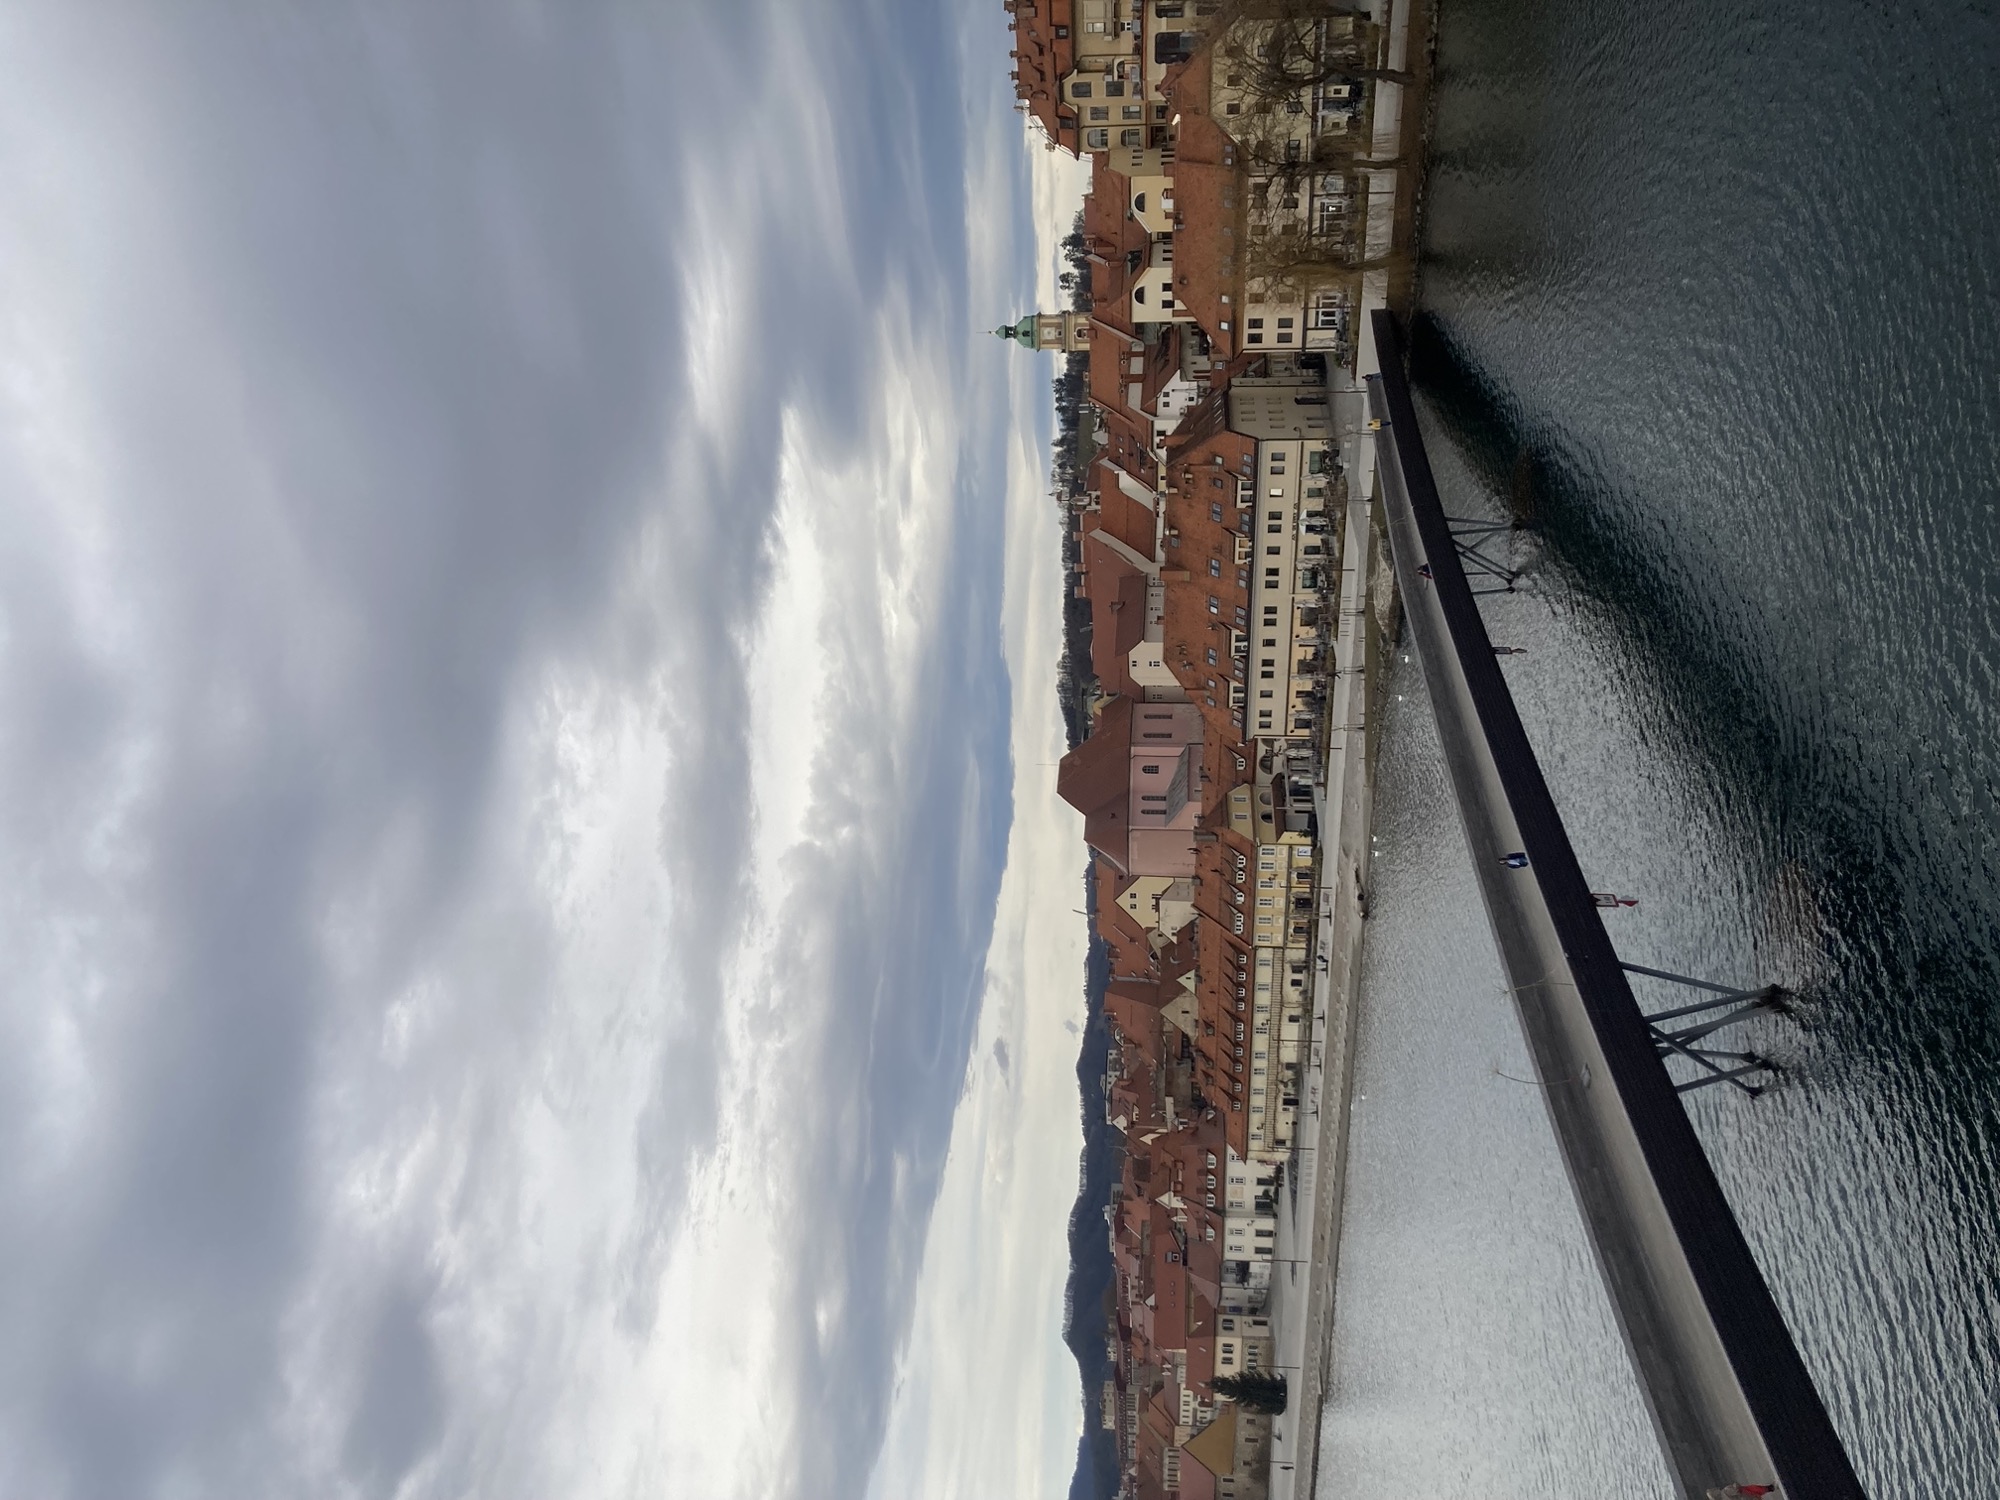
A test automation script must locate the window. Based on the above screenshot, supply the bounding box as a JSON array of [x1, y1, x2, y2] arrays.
[[1134, 192, 1147, 213], [1072, 81, 1092, 98], [1120, 128, 1142, 146], [1206, 648, 1218, 666], [1247, 317, 1264, 330], [1122, 104, 1143, 120], [1209, 558, 1222, 577], [1103, 80, 1126, 97], [1277, 316, 1294, 328], [1085, 128, 1109, 149], [1209, 502, 1223, 522], [1088, 105, 1108, 121], [1208, 596, 1220, 615], [1225, 101, 1241, 115], [1267, 510, 1281, 521]]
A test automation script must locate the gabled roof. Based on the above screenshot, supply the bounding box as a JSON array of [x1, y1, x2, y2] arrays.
[[1084, 537, 1151, 697], [1058, 697, 1136, 869], [1183, 1403, 1238, 1479]]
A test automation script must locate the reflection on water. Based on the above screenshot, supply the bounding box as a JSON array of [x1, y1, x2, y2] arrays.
[[1319, 0, 2000, 1487]]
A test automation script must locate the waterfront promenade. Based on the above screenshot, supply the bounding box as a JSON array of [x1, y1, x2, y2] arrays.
[[1262, 433, 1379, 1500], [1262, 0, 1417, 1491]]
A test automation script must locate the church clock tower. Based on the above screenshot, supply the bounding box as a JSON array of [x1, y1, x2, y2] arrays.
[[994, 310, 1092, 353]]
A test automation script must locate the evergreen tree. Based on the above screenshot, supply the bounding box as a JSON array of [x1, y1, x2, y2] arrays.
[[1212, 1370, 1288, 1414]]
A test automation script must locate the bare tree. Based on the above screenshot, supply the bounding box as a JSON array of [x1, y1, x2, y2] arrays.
[[1201, 0, 1411, 95]]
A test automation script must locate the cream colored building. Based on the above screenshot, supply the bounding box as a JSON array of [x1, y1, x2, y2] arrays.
[[1219, 1150, 1279, 1310], [1226, 779, 1313, 1163], [1059, 0, 1178, 158], [1116, 873, 1198, 944], [1129, 168, 1176, 236], [1215, 1312, 1274, 1380], [1206, 12, 1366, 351], [1129, 241, 1195, 325], [1225, 371, 1336, 746]]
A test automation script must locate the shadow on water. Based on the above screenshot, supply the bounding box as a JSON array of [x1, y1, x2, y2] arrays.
[[1398, 310, 2000, 1485], [1409, 313, 2000, 1086]]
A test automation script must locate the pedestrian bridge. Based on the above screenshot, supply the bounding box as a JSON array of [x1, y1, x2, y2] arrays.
[[1366, 310, 1867, 1500]]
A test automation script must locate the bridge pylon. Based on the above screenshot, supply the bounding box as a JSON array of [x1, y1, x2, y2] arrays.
[[1620, 962, 1790, 1097]]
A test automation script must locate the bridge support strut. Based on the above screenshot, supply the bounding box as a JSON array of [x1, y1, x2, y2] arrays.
[[1446, 515, 1522, 594], [1620, 962, 1789, 1097]]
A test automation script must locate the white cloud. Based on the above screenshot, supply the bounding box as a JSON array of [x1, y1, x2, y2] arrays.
[[865, 116, 1095, 1500], [865, 378, 1091, 1500], [0, 3, 1056, 1498]]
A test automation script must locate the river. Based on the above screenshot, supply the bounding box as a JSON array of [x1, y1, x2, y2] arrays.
[[1316, 0, 2000, 1492]]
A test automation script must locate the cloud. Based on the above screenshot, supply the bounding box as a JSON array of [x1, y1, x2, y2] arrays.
[[0, 1, 1057, 1497], [861, 117, 1097, 1500], [860, 341, 1094, 1500]]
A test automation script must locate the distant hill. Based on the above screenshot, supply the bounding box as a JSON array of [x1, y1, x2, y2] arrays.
[[1062, 923, 1122, 1500]]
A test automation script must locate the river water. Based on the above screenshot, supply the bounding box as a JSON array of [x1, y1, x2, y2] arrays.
[[1316, 0, 2000, 1492]]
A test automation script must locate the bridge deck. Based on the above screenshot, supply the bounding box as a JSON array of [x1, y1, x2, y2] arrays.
[[1367, 311, 1865, 1500]]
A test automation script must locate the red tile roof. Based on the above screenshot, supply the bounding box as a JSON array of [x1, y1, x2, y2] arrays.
[[1162, 49, 1245, 362], [1008, 0, 1077, 153]]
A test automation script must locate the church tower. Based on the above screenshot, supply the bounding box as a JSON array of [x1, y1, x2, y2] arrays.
[[994, 310, 1092, 353]]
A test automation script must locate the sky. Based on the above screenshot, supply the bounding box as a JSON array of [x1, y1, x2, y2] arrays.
[[0, 3, 1093, 1497]]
